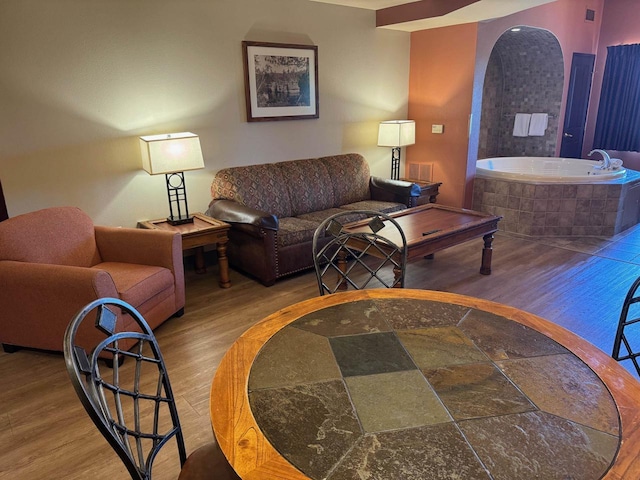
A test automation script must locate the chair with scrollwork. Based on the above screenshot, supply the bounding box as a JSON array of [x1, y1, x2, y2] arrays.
[[64, 297, 239, 480], [312, 210, 408, 295], [613, 276, 640, 377]]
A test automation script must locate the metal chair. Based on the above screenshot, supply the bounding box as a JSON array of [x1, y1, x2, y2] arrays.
[[63, 297, 239, 480], [613, 276, 640, 377], [312, 209, 408, 295]]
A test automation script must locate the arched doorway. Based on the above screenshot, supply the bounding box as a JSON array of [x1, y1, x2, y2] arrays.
[[478, 26, 564, 159]]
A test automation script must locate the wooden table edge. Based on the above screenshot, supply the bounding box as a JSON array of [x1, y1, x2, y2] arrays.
[[137, 212, 230, 230], [210, 289, 640, 479]]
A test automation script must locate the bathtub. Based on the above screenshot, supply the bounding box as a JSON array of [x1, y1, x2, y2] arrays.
[[476, 156, 626, 182], [472, 156, 640, 237]]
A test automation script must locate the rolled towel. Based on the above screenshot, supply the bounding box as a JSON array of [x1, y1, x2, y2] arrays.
[[610, 158, 623, 169], [528, 113, 548, 136], [513, 113, 531, 137]]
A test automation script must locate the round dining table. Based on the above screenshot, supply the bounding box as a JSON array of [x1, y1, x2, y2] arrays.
[[210, 289, 640, 479]]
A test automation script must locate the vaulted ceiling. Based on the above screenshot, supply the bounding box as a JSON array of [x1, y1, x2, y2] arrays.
[[304, 0, 558, 31]]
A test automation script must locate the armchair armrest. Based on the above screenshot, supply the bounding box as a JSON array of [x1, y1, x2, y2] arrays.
[[0, 261, 118, 350], [94, 226, 180, 270], [0, 260, 117, 298], [206, 199, 279, 231], [370, 176, 421, 206], [94, 227, 185, 310]]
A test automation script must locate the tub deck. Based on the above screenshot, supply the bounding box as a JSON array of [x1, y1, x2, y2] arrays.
[[476, 157, 626, 183]]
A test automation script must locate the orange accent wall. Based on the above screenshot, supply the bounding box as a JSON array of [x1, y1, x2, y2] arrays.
[[408, 23, 478, 208]]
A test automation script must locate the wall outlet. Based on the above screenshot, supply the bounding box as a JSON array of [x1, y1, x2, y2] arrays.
[[431, 124, 444, 134]]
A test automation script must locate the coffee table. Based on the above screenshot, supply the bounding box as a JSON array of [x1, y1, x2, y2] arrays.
[[344, 204, 502, 275]]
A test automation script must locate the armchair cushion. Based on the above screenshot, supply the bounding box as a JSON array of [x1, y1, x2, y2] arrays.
[[0, 205, 100, 266], [94, 262, 175, 308]]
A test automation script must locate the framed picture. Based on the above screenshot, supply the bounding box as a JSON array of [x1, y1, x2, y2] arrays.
[[242, 41, 319, 122]]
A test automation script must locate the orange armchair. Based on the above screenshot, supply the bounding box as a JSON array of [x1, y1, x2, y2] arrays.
[[0, 206, 185, 354]]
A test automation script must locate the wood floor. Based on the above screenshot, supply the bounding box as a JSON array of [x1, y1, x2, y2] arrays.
[[2, 225, 640, 479]]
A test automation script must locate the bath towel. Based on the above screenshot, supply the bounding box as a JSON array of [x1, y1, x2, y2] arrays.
[[528, 113, 548, 136], [513, 113, 531, 137]]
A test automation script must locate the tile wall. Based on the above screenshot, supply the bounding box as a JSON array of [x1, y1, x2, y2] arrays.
[[478, 27, 564, 159]]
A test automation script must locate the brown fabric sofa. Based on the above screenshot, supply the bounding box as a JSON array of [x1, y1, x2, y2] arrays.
[[205, 153, 420, 286], [0, 206, 185, 354]]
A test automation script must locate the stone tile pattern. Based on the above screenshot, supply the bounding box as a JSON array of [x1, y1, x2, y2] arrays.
[[248, 299, 620, 480], [472, 176, 627, 236], [478, 27, 564, 159]]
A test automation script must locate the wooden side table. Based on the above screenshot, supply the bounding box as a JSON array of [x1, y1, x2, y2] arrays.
[[403, 179, 442, 206], [138, 213, 231, 289]]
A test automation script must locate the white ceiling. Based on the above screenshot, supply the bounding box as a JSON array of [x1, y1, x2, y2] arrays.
[[306, 0, 558, 31]]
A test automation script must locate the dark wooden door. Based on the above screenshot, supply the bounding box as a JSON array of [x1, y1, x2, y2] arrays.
[[560, 53, 595, 158]]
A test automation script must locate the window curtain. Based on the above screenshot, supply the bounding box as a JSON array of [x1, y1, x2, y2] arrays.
[[593, 44, 640, 152]]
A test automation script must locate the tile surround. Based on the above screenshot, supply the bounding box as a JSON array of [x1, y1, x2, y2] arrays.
[[472, 173, 640, 237]]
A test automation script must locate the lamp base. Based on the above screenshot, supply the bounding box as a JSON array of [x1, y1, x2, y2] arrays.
[[167, 215, 195, 226], [390, 147, 401, 181]]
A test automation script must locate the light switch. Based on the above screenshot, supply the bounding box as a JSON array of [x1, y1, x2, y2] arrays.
[[432, 124, 444, 134]]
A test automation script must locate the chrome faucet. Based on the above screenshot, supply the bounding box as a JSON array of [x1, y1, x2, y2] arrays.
[[589, 149, 611, 169]]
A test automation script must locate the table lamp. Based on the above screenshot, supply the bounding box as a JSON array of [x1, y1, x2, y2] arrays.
[[377, 120, 415, 180], [139, 132, 205, 225]]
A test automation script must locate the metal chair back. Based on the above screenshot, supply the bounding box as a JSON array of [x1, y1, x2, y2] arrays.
[[613, 276, 640, 376], [64, 298, 187, 480], [312, 209, 408, 295]]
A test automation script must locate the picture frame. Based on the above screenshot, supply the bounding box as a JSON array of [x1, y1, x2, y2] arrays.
[[242, 41, 319, 122]]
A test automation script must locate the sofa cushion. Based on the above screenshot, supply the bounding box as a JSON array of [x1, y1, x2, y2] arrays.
[[211, 163, 293, 218], [279, 207, 400, 249], [94, 262, 175, 308], [320, 154, 371, 207], [276, 159, 336, 217], [278, 208, 361, 248], [339, 200, 407, 214], [296, 208, 359, 225], [277, 217, 321, 248]]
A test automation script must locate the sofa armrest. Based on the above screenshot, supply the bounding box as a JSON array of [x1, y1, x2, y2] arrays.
[[370, 176, 421, 206], [206, 199, 279, 231]]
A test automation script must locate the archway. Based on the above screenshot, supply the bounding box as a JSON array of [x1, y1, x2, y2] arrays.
[[478, 26, 564, 159]]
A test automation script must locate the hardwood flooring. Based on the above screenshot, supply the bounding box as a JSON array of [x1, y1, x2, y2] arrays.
[[2, 225, 640, 479]]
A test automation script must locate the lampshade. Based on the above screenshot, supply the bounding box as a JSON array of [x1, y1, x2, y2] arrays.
[[140, 132, 205, 175], [377, 120, 416, 147]]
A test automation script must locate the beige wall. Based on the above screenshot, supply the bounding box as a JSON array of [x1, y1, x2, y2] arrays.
[[0, 0, 410, 227]]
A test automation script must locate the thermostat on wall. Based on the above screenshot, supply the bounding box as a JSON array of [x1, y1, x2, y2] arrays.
[[432, 124, 444, 134]]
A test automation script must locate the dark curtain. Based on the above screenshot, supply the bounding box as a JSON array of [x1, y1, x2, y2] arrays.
[[593, 43, 640, 152]]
